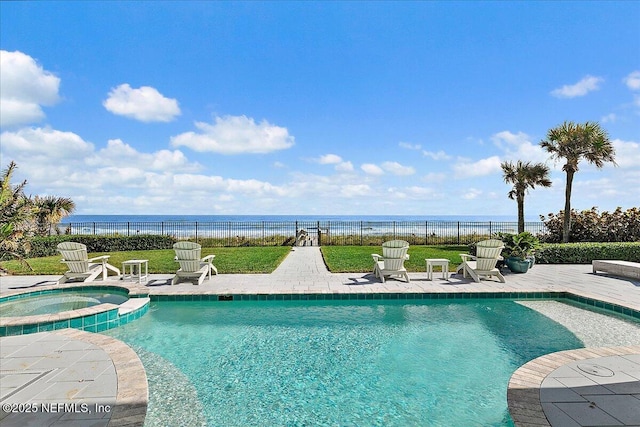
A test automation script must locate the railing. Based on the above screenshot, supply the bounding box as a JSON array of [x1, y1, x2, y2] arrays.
[[56, 221, 547, 246]]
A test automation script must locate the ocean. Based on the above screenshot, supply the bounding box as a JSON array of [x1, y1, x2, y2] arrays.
[[58, 215, 544, 244], [62, 214, 530, 223]]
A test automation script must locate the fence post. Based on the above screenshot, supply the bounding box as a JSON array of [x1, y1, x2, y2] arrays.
[[489, 221, 492, 236], [195, 222, 199, 242], [317, 221, 321, 246], [425, 221, 428, 245], [93, 222, 96, 235], [360, 221, 363, 246], [457, 221, 460, 245], [127, 222, 130, 236], [262, 221, 265, 246]]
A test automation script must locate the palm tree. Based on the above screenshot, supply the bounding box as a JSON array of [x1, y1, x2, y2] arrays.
[[0, 162, 34, 267], [501, 160, 552, 234], [33, 195, 76, 236], [540, 121, 616, 242]]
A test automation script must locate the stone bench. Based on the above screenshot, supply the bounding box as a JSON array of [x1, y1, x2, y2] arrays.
[[592, 260, 640, 280]]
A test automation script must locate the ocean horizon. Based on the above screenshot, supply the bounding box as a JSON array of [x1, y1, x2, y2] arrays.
[[62, 214, 541, 223]]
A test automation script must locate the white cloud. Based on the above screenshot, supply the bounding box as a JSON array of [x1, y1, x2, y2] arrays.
[[404, 186, 436, 198], [340, 184, 371, 197], [381, 161, 415, 176], [0, 50, 61, 127], [171, 115, 295, 154], [611, 139, 640, 168], [422, 172, 446, 183], [551, 75, 603, 98], [624, 71, 640, 91], [422, 150, 451, 160], [453, 155, 502, 178], [335, 161, 354, 172], [103, 84, 181, 122], [399, 142, 421, 150], [0, 127, 93, 161], [491, 130, 548, 163], [462, 188, 482, 200], [317, 154, 343, 164], [361, 163, 384, 175], [88, 139, 200, 172], [601, 113, 617, 123]]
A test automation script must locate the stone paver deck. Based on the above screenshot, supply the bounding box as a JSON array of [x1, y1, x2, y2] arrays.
[[1, 246, 639, 426], [0, 329, 147, 426]]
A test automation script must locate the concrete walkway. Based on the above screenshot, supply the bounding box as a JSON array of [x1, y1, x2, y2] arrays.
[[271, 246, 331, 277]]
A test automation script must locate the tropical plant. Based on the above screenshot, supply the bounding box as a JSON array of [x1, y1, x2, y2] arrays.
[[540, 121, 616, 243], [501, 160, 551, 234], [539, 206, 640, 243], [0, 162, 34, 268], [496, 232, 540, 260], [33, 195, 76, 236]]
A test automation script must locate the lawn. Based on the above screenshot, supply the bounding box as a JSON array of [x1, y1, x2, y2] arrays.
[[1, 246, 293, 275], [321, 245, 468, 272], [2, 245, 469, 275]]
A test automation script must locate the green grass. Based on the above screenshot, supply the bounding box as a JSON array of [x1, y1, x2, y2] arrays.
[[1, 246, 292, 275], [321, 245, 468, 272]]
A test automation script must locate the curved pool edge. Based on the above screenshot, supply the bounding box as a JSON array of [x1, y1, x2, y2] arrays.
[[0, 283, 150, 336], [58, 329, 149, 427], [507, 345, 640, 426], [0, 329, 148, 427]]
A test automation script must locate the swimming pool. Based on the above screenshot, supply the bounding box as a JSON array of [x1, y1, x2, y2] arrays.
[[108, 299, 583, 426], [0, 289, 129, 316]]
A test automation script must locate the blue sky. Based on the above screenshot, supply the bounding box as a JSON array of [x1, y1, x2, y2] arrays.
[[1, 2, 639, 217]]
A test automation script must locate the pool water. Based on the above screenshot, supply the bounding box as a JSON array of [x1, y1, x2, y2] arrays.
[[108, 299, 583, 426], [0, 290, 129, 317]]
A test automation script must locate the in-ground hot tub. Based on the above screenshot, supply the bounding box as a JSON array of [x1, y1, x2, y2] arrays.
[[0, 285, 149, 336]]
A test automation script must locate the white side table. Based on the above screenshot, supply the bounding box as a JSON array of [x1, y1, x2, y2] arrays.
[[122, 259, 149, 284], [426, 258, 449, 280]]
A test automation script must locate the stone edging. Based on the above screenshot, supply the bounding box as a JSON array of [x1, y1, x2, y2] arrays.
[[507, 345, 640, 426], [54, 329, 148, 427]]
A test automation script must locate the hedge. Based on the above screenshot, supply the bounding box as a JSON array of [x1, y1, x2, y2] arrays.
[[27, 235, 177, 258], [535, 242, 640, 264]]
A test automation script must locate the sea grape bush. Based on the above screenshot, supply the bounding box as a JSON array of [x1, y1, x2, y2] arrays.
[[27, 235, 177, 257], [539, 207, 640, 243]]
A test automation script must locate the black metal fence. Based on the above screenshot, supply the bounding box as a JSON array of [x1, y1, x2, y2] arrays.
[[56, 221, 547, 246]]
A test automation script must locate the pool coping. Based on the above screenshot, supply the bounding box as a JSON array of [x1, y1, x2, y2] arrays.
[[0, 284, 150, 336], [507, 345, 640, 426], [0, 329, 148, 427], [55, 329, 149, 427]]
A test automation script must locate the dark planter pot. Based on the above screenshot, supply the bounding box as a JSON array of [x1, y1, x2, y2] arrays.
[[506, 257, 530, 273]]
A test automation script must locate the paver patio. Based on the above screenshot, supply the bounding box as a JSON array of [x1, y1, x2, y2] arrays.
[[1, 246, 639, 426]]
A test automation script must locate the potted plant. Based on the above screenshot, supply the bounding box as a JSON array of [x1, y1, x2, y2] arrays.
[[497, 232, 540, 273]]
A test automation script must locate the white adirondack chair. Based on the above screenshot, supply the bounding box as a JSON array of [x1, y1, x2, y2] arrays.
[[372, 240, 410, 283], [57, 242, 121, 284], [456, 239, 505, 283], [172, 241, 217, 285]]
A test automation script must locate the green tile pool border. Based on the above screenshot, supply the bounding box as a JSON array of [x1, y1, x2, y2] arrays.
[[147, 291, 640, 320], [0, 284, 133, 303], [0, 285, 149, 337], [3, 289, 638, 337]]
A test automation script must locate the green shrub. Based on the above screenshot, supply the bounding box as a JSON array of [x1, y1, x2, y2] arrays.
[[27, 235, 177, 257], [536, 242, 640, 264], [539, 207, 640, 243]]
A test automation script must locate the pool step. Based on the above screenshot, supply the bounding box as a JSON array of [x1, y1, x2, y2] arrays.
[[119, 297, 150, 315]]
